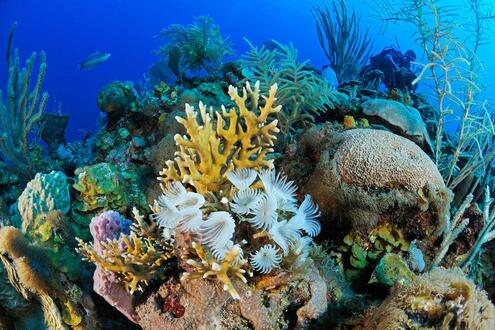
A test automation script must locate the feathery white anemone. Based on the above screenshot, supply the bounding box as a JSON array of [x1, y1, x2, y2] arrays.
[[269, 219, 301, 256], [200, 211, 236, 259], [259, 169, 297, 212], [246, 193, 278, 231], [151, 181, 205, 232], [227, 168, 257, 190], [211, 240, 245, 262], [250, 245, 282, 274], [161, 181, 187, 201], [151, 197, 178, 228], [292, 236, 313, 268], [290, 195, 321, 237], [231, 188, 262, 215], [175, 208, 203, 233]]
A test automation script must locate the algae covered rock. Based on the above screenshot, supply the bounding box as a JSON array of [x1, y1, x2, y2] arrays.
[[361, 98, 433, 152], [135, 265, 328, 330], [365, 267, 495, 329], [97, 81, 138, 114], [17, 170, 71, 231], [303, 127, 451, 238]]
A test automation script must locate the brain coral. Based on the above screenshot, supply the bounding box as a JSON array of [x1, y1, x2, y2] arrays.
[[17, 171, 71, 232], [364, 267, 495, 329], [334, 129, 444, 190], [303, 127, 451, 236]]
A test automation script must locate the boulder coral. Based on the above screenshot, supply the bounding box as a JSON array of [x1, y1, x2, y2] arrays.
[[17, 170, 71, 232], [303, 127, 451, 237], [364, 267, 495, 329]]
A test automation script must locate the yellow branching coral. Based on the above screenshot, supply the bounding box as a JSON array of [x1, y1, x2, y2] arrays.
[[181, 241, 252, 300], [159, 81, 281, 194], [76, 209, 174, 294]]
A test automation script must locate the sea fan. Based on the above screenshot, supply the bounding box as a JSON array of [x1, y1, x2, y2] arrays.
[[246, 193, 278, 231], [268, 219, 301, 256], [231, 188, 262, 215], [250, 245, 282, 274], [259, 169, 297, 212], [290, 195, 321, 237], [227, 168, 258, 190], [200, 211, 236, 259]]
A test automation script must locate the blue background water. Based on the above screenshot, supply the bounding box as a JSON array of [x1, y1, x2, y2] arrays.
[[0, 0, 493, 141]]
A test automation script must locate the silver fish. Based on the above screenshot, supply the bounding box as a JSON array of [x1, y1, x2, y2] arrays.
[[79, 52, 111, 69]]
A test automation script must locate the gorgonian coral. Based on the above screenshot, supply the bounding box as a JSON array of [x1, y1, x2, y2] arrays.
[[159, 81, 281, 195]]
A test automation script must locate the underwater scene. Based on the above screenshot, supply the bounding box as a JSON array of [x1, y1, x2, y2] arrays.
[[2, 0, 495, 329]]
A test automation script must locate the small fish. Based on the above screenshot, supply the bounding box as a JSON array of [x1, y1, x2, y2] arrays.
[[79, 52, 111, 69]]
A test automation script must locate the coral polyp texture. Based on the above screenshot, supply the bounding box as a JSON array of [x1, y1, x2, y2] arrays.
[[159, 81, 281, 194]]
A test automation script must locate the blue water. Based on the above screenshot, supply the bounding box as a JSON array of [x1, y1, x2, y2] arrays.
[[1, 0, 494, 141]]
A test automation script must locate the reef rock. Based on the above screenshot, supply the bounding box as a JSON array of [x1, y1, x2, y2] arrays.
[[361, 99, 433, 152], [40, 113, 70, 153], [135, 265, 328, 330], [17, 171, 71, 232], [364, 267, 495, 329], [302, 127, 451, 237]]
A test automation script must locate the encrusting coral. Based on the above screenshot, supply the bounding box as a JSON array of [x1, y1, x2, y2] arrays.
[[159, 81, 281, 195], [364, 267, 495, 329]]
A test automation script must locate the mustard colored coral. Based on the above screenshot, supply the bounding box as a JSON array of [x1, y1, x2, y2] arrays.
[[181, 241, 252, 300], [159, 81, 281, 194], [76, 208, 174, 294]]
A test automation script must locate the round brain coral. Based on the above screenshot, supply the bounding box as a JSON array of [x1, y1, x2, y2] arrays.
[[303, 127, 451, 237], [334, 129, 444, 190]]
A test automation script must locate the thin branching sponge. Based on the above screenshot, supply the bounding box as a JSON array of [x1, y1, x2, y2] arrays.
[[159, 82, 281, 194]]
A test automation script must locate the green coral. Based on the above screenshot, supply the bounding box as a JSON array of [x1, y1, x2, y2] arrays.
[[371, 253, 415, 286], [72, 162, 130, 212], [158, 16, 233, 78], [241, 40, 338, 145], [337, 224, 410, 282]]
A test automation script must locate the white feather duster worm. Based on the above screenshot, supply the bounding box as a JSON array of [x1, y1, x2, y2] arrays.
[[246, 193, 278, 230], [151, 181, 205, 232], [258, 169, 298, 212], [200, 211, 236, 260], [250, 245, 282, 274], [227, 168, 257, 190], [231, 188, 262, 215], [268, 219, 301, 256], [290, 195, 321, 237]]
